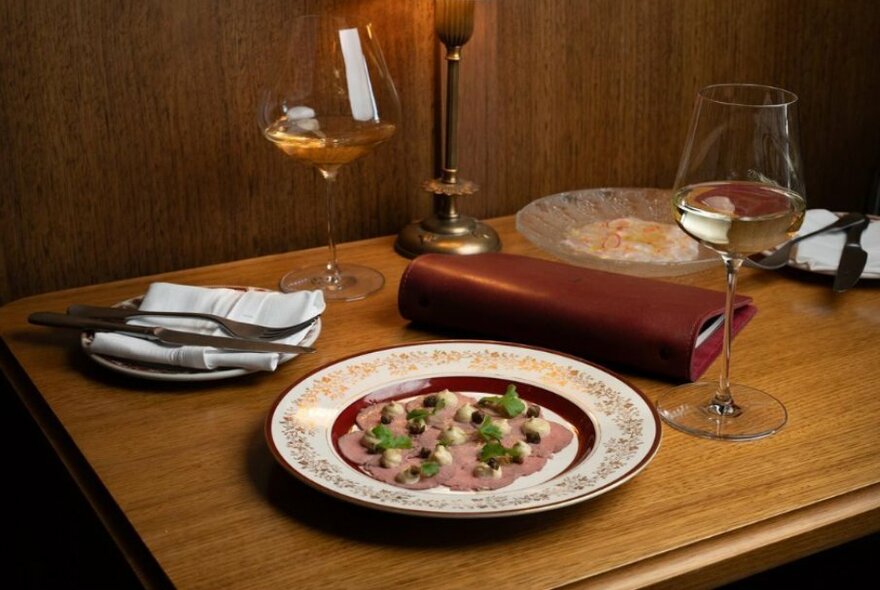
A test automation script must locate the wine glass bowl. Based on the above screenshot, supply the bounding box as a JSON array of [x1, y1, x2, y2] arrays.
[[258, 15, 400, 300], [656, 83, 806, 441]]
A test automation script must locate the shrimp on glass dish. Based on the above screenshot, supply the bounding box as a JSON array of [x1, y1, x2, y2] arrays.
[[563, 217, 699, 263]]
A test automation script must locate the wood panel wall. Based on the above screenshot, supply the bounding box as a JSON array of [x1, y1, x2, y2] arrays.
[[2, 0, 878, 304]]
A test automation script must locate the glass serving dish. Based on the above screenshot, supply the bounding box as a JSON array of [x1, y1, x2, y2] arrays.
[[515, 187, 718, 277]]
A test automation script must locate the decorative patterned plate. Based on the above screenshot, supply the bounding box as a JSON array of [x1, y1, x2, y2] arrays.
[[81, 290, 321, 382], [266, 341, 661, 518]]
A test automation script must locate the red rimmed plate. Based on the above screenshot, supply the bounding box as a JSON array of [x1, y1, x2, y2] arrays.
[[266, 341, 661, 518]]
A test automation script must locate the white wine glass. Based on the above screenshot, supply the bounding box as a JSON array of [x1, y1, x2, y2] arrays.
[[656, 83, 806, 440], [259, 15, 400, 301]]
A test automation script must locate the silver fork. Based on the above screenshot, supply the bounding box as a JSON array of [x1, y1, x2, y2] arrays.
[[744, 212, 866, 270], [67, 304, 320, 341]]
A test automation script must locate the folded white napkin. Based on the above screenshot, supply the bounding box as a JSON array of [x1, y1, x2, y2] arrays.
[[85, 283, 325, 371], [792, 209, 880, 275]]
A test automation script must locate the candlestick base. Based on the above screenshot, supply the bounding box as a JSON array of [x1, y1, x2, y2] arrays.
[[395, 214, 501, 258]]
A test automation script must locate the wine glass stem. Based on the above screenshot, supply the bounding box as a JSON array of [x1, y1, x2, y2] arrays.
[[321, 169, 342, 285], [711, 255, 744, 416]]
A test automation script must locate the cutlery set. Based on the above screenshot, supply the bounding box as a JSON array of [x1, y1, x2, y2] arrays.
[[28, 309, 319, 354], [745, 212, 871, 291], [67, 304, 318, 341]]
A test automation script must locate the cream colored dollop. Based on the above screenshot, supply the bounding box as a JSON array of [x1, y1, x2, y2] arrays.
[[361, 430, 382, 452], [439, 425, 468, 446], [454, 403, 477, 423], [511, 441, 532, 463], [380, 448, 404, 468], [430, 444, 454, 466], [436, 389, 458, 408], [492, 418, 511, 436], [395, 467, 420, 485], [381, 402, 405, 420], [473, 461, 502, 479], [522, 418, 551, 437]]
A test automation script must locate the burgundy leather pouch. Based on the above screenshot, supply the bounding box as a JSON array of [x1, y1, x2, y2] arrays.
[[398, 253, 757, 382]]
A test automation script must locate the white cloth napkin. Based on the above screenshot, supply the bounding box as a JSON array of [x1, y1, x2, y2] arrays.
[[85, 283, 325, 371], [792, 209, 880, 275]]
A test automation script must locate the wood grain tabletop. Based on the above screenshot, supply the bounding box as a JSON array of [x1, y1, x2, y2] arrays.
[[2, 216, 879, 589]]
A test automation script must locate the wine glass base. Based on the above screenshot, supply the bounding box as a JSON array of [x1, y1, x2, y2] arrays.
[[656, 381, 787, 441], [279, 263, 384, 302]]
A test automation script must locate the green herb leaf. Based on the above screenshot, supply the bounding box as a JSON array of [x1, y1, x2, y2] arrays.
[[477, 416, 504, 441], [478, 384, 526, 418], [479, 441, 508, 462], [500, 385, 526, 418], [370, 424, 412, 451], [420, 461, 440, 477], [406, 408, 431, 421]]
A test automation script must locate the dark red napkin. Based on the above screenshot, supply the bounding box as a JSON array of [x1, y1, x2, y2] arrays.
[[398, 253, 757, 382]]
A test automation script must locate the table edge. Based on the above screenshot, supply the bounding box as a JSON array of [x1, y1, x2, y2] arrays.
[[559, 482, 880, 589]]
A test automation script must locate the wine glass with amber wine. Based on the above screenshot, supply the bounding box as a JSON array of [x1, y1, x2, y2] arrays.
[[259, 15, 400, 301], [656, 84, 806, 440]]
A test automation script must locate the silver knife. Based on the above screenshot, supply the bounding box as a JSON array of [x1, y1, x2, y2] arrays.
[[28, 312, 317, 354], [832, 216, 870, 293]]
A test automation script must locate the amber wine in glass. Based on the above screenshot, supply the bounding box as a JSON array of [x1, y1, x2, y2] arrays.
[[656, 84, 806, 441], [259, 15, 400, 301]]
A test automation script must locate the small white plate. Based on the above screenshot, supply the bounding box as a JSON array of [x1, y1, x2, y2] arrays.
[[81, 290, 321, 382], [266, 340, 661, 518]]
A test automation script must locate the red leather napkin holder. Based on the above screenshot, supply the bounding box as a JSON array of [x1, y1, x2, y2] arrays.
[[398, 253, 757, 382]]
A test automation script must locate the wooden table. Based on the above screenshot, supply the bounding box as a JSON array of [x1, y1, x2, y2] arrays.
[[2, 216, 879, 589]]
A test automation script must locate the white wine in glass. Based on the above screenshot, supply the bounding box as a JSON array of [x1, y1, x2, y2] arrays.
[[656, 84, 806, 441], [259, 15, 400, 301]]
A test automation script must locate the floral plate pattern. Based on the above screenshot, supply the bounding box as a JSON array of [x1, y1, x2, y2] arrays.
[[266, 341, 661, 518]]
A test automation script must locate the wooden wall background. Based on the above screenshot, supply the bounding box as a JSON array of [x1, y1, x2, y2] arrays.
[[2, 0, 878, 304]]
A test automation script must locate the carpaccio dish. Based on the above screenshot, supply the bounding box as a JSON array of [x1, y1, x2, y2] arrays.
[[336, 385, 574, 490]]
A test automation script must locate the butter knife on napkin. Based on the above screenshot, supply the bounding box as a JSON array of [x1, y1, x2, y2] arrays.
[[833, 216, 870, 292]]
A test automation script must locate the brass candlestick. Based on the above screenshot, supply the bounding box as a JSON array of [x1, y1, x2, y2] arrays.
[[395, 0, 501, 257]]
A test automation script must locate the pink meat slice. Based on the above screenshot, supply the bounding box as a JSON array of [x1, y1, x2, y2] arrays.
[[444, 461, 517, 491], [526, 422, 575, 458], [405, 392, 475, 427], [365, 458, 456, 490], [509, 455, 549, 477], [355, 403, 408, 436], [444, 443, 550, 490], [337, 431, 382, 466], [411, 428, 441, 452]]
